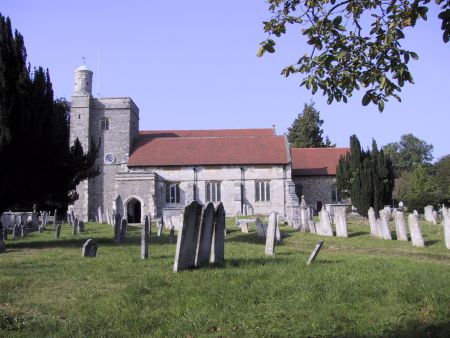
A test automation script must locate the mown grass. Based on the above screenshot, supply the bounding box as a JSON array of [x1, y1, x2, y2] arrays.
[[0, 217, 449, 337]]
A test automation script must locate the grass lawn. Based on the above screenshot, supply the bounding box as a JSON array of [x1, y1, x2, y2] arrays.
[[0, 217, 449, 337]]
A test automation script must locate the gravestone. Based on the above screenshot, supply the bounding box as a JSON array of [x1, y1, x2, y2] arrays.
[[141, 216, 149, 259], [424, 205, 436, 224], [55, 224, 61, 238], [21, 213, 27, 227], [379, 210, 392, 240], [157, 220, 163, 237], [72, 219, 78, 235], [299, 196, 307, 231], [3, 225, 7, 240], [81, 239, 97, 257], [255, 218, 266, 237], [334, 206, 348, 237], [119, 219, 127, 242], [408, 213, 425, 247], [169, 227, 175, 243], [12, 224, 18, 240], [210, 202, 225, 264], [114, 214, 121, 241], [393, 210, 408, 241], [442, 206, 449, 249], [317, 209, 333, 237], [240, 222, 249, 233], [53, 209, 57, 228], [98, 206, 103, 224], [173, 201, 202, 272], [368, 207, 381, 238], [79, 221, 85, 232], [265, 212, 277, 256], [148, 214, 152, 235], [307, 240, 324, 265], [42, 211, 48, 227], [20, 224, 26, 238], [38, 225, 44, 233], [105, 210, 111, 225], [308, 220, 317, 234], [196, 203, 215, 268], [383, 206, 392, 220], [275, 220, 282, 243]]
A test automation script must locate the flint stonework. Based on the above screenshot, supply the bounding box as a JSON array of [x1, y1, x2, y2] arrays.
[[264, 212, 277, 256], [196, 203, 215, 267], [210, 202, 225, 264], [173, 201, 202, 272], [82, 239, 97, 257], [408, 213, 425, 247]]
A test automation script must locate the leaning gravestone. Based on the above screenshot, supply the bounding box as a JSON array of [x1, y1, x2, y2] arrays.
[[141, 216, 149, 259], [408, 212, 425, 247], [196, 203, 215, 268], [82, 239, 97, 257], [173, 201, 202, 272], [424, 205, 436, 224], [393, 210, 408, 241], [379, 210, 392, 240], [368, 207, 382, 238], [317, 209, 333, 237], [255, 218, 266, 237], [307, 240, 324, 265], [265, 212, 277, 256], [210, 202, 225, 264], [55, 224, 62, 238], [334, 207, 348, 238]]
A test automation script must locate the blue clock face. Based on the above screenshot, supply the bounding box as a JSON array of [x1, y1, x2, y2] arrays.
[[104, 153, 116, 164]]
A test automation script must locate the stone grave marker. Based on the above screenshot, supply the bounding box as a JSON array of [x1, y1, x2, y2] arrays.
[[334, 207, 348, 237], [119, 218, 127, 242], [114, 214, 121, 241], [20, 224, 26, 238], [169, 227, 175, 243], [82, 239, 97, 257], [275, 220, 282, 243], [53, 209, 57, 228], [148, 214, 152, 235], [12, 224, 18, 240], [173, 201, 202, 272], [317, 209, 333, 237], [72, 218, 78, 235], [3, 225, 7, 241], [424, 205, 436, 224], [442, 207, 449, 249], [240, 222, 249, 233], [307, 240, 324, 265], [98, 206, 103, 224], [308, 220, 317, 234], [408, 212, 425, 247], [79, 221, 85, 232], [39, 225, 44, 233], [55, 224, 61, 238], [379, 210, 392, 240], [196, 203, 215, 268], [210, 202, 225, 264], [368, 207, 382, 238], [157, 219, 163, 237], [393, 210, 408, 241], [141, 216, 149, 259], [264, 212, 277, 256], [255, 218, 266, 237]]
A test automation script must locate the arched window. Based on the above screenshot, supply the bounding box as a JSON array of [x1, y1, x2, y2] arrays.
[[166, 183, 180, 204]]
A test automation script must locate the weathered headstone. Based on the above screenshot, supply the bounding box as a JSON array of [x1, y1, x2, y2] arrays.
[[308, 220, 317, 234], [441, 206, 449, 249], [424, 205, 437, 224], [240, 222, 249, 233], [38, 225, 44, 233], [379, 209, 392, 240], [55, 224, 61, 238], [148, 214, 152, 235], [368, 207, 381, 238], [42, 211, 48, 227], [317, 209, 333, 237], [299, 196, 307, 231], [255, 218, 266, 237], [275, 220, 282, 243], [408, 213, 425, 247], [169, 227, 175, 243], [383, 206, 392, 220], [119, 218, 127, 242], [393, 210, 408, 241], [307, 240, 324, 265], [157, 219, 163, 237], [210, 202, 225, 264], [114, 214, 121, 241], [82, 239, 97, 257], [173, 201, 202, 272], [334, 206, 348, 237], [53, 209, 57, 228], [12, 224, 18, 240], [264, 212, 277, 256], [196, 203, 215, 267], [98, 206, 103, 224], [79, 221, 85, 232], [141, 216, 149, 259], [72, 218, 78, 235], [20, 224, 26, 238]]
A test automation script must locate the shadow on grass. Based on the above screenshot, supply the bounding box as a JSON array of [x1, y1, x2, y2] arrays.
[[348, 231, 369, 238], [225, 256, 291, 268]]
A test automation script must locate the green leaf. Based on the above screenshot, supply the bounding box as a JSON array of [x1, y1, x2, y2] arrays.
[[256, 46, 265, 57], [333, 16, 343, 27], [410, 52, 419, 60], [362, 92, 371, 106], [378, 100, 385, 112]]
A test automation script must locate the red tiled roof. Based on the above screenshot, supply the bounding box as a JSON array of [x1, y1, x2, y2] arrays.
[[128, 129, 289, 167], [291, 147, 349, 176]]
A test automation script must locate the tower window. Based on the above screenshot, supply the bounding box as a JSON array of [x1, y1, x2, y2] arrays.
[[100, 118, 109, 131]]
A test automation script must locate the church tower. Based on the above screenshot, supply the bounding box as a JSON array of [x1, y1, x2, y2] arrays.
[[69, 64, 140, 221]]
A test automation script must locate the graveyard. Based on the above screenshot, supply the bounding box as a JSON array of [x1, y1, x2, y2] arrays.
[[0, 215, 449, 337]]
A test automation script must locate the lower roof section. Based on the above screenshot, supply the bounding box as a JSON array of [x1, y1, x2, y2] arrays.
[[291, 147, 349, 176]]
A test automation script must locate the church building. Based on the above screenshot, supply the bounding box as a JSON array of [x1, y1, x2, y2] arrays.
[[69, 65, 348, 223]]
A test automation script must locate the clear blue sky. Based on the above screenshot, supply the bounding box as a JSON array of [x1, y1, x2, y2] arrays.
[[3, 1, 449, 160]]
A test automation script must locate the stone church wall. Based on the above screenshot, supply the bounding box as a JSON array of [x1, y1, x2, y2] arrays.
[[292, 176, 336, 211]]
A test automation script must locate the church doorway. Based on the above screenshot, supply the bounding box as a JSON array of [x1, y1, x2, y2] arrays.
[[127, 198, 141, 223]]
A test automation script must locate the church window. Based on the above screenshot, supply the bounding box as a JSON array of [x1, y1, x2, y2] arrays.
[[100, 118, 109, 131], [255, 181, 270, 202], [331, 184, 340, 202], [205, 182, 221, 203], [166, 183, 180, 204]]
